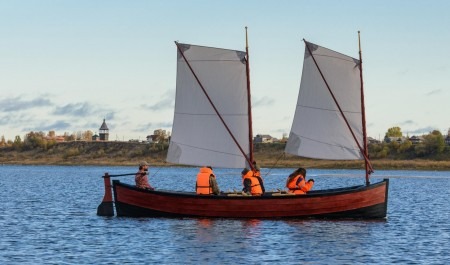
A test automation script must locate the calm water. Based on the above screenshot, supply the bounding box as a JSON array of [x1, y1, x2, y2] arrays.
[[0, 165, 449, 264]]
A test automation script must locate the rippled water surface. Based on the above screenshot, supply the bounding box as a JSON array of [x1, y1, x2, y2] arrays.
[[1, 165, 449, 264]]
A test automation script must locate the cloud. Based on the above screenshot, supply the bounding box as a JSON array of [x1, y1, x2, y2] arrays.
[[399, 120, 415, 126], [133, 122, 153, 132], [0, 96, 52, 112], [252, 96, 275, 108], [0, 112, 35, 126], [36, 120, 72, 131], [84, 121, 103, 130], [132, 122, 172, 133], [52, 102, 94, 116], [142, 90, 175, 111], [153, 121, 172, 128], [407, 126, 436, 134], [52, 102, 116, 119], [425, 89, 442, 96]]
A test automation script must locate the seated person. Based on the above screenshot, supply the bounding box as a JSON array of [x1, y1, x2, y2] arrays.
[[252, 161, 265, 194], [241, 168, 263, 196], [286, 167, 314, 195], [135, 161, 154, 190], [196, 166, 220, 195]]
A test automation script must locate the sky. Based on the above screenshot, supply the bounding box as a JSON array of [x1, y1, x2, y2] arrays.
[[1, 0, 450, 142]]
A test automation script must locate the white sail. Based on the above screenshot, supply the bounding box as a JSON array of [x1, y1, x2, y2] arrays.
[[285, 41, 364, 160], [167, 43, 250, 168]]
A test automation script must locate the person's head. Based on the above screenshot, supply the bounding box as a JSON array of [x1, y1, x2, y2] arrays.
[[139, 161, 149, 171], [207, 166, 213, 170], [296, 167, 306, 178], [241, 168, 249, 176], [252, 161, 260, 171], [288, 167, 306, 179]]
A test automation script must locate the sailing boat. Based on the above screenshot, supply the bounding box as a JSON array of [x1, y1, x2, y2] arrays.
[[97, 31, 388, 219]]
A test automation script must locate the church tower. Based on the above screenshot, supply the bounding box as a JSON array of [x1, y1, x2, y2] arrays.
[[99, 119, 109, 141]]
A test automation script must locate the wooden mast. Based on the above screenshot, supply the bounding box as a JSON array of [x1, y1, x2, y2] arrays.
[[358, 31, 371, 185], [245, 26, 255, 169]]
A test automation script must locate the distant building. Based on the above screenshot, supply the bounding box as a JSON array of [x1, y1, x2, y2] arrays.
[[45, 135, 65, 142], [146, 129, 170, 143], [254, 134, 274, 144], [92, 133, 100, 141], [409, 135, 424, 144], [367, 137, 381, 144], [384, 136, 407, 144], [99, 119, 109, 141]]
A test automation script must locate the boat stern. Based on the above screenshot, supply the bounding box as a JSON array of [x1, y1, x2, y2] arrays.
[[97, 173, 115, 216]]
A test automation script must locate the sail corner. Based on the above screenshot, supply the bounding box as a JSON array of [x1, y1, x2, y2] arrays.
[[177, 43, 191, 60], [236, 51, 247, 64], [304, 42, 319, 59]]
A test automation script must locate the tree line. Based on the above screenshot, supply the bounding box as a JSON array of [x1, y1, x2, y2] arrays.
[[369, 127, 449, 159], [0, 130, 94, 151], [1, 127, 449, 160]]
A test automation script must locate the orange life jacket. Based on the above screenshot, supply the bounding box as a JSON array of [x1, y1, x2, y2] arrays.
[[196, 167, 215, 195], [286, 174, 313, 195], [242, 171, 263, 196]]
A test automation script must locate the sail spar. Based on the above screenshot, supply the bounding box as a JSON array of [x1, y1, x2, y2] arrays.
[[167, 43, 251, 168], [285, 41, 365, 160]]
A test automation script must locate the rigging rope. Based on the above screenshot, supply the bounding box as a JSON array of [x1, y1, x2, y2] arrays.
[[262, 152, 286, 178]]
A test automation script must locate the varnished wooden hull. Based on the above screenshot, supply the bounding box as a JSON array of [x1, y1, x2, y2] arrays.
[[110, 179, 389, 219]]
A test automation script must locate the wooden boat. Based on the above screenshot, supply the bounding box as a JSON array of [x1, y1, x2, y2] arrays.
[[97, 30, 389, 219]]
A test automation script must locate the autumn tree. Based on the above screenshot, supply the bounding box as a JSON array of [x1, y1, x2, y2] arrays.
[[424, 130, 445, 154], [64, 132, 76, 141], [48, 130, 56, 138], [82, 130, 93, 141], [385, 126, 402, 138], [23, 131, 47, 150], [398, 139, 413, 153], [13, 135, 23, 150]]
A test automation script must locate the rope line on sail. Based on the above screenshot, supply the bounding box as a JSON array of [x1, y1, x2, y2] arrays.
[[310, 54, 356, 63], [175, 112, 247, 116], [298, 104, 361, 114], [297, 135, 362, 154], [182, 59, 241, 62], [170, 141, 246, 158]]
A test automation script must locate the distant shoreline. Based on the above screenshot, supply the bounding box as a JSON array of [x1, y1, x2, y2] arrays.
[[2, 157, 450, 171], [1, 141, 450, 170]]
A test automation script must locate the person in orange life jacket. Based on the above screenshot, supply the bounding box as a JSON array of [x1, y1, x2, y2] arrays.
[[196, 166, 220, 195], [286, 167, 314, 195], [135, 161, 154, 190], [241, 168, 263, 196], [252, 161, 265, 194]]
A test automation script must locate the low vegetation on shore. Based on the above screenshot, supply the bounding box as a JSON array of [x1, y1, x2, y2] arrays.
[[1, 141, 450, 170]]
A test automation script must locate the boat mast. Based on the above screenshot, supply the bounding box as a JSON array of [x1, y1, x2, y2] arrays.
[[358, 31, 371, 185], [245, 26, 255, 169]]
